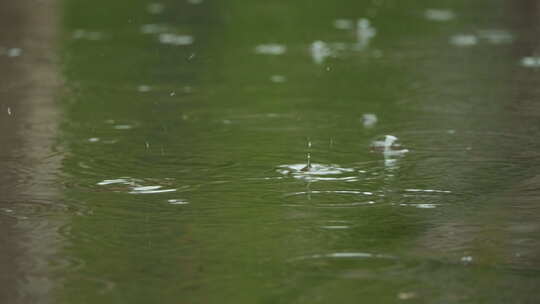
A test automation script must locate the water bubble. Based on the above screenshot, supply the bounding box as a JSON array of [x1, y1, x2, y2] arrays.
[[88, 137, 100, 143]]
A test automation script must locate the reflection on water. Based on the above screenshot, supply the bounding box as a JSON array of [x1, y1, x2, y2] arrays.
[[2, 0, 540, 302]]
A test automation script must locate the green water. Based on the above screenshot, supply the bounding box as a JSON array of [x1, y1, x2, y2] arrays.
[[2, 0, 540, 303]]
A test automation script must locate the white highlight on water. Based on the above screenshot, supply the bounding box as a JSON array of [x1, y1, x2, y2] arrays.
[[114, 125, 132, 130], [450, 34, 478, 47], [168, 199, 189, 205], [147, 3, 165, 14], [477, 29, 513, 44], [334, 19, 354, 30], [254, 44, 286, 55], [270, 75, 287, 83], [6, 48, 22, 57], [138, 85, 151, 92], [521, 57, 540, 68], [424, 9, 455, 22], [159, 33, 194, 46], [72, 30, 103, 40], [405, 189, 451, 193], [140, 24, 168, 34]]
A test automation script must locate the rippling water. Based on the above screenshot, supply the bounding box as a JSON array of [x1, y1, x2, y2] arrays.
[[2, 0, 540, 303]]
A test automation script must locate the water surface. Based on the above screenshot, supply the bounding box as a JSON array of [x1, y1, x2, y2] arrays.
[[2, 0, 540, 303]]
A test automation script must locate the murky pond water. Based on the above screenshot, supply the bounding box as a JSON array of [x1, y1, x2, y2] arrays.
[[2, 0, 540, 303]]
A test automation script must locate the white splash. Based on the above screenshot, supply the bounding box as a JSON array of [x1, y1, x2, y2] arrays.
[[362, 113, 378, 128], [310, 40, 332, 64], [187, 0, 203, 4], [371, 135, 409, 167], [355, 18, 376, 50], [424, 9, 455, 22]]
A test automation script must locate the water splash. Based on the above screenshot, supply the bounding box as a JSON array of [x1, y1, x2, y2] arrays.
[[310, 40, 331, 64], [355, 18, 376, 50], [371, 135, 409, 167]]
